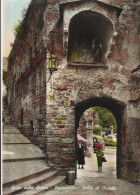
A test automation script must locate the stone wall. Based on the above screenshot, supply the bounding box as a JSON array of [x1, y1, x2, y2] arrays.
[[6, 0, 48, 150], [45, 0, 140, 181]]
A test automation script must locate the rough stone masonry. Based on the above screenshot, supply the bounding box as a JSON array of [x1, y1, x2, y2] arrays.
[[6, 0, 140, 182]]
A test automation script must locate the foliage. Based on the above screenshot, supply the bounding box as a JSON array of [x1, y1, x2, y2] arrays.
[[3, 70, 7, 84], [9, 6, 29, 65], [91, 106, 117, 132], [104, 139, 117, 147], [92, 134, 103, 139], [8, 49, 15, 65], [14, 20, 27, 41], [21, 8, 27, 18], [14, 5, 29, 41], [93, 124, 102, 134]]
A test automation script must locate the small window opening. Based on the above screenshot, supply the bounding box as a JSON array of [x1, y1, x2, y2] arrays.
[[30, 120, 34, 131], [21, 109, 23, 125]]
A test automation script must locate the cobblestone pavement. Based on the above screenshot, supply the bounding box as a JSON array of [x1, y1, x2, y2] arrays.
[[48, 148, 140, 195]]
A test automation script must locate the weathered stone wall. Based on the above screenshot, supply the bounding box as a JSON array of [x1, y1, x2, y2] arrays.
[[15, 61, 47, 150], [45, 0, 140, 181], [6, 0, 48, 150]]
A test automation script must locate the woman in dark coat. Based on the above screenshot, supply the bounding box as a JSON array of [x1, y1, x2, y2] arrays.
[[77, 145, 85, 169]]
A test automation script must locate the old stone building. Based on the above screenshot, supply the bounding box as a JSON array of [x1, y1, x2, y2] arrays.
[[6, 0, 140, 182]]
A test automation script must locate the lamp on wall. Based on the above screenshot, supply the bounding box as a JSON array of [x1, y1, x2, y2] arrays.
[[46, 30, 58, 84], [48, 30, 58, 72], [48, 54, 57, 101], [48, 54, 58, 71]]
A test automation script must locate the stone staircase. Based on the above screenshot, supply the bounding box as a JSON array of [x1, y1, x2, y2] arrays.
[[2, 125, 65, 195], [2, 99, 65, 195], [3, 167, 65, 195]]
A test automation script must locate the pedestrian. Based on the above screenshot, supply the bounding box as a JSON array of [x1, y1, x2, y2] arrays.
[[77, 145, 85, 169], [96, 147, 104, 172]]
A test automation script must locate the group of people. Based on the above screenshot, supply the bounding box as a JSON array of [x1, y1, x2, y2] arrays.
[[77, 144, 105, 172]]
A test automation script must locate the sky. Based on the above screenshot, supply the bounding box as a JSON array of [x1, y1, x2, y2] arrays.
[[2, 0, 31, 57]]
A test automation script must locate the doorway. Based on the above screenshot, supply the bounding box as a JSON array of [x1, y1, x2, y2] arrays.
[[75, 97, 126, 179]]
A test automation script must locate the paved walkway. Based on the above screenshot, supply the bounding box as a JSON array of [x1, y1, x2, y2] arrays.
[[48, 148, 140, 195], [2, 126, 140, 195], [2, 125, 47, 184]]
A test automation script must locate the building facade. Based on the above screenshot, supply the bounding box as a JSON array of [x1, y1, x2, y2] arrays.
[[6, 0, 140, 182]]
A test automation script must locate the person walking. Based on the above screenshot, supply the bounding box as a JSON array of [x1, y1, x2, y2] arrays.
[[96, 147, 104, 172], [77, 145, 85, 169]]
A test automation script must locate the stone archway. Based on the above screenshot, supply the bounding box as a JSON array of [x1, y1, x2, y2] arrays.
[[75, 97, 126, 179]]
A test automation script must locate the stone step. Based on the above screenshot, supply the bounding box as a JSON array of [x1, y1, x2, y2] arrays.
[[3, 170, 57, 194], [3, 170, 61, 194], [2, 101, 15, 125], [3, 134, 31, 144], [3, 167, 51, 187], [3, 126, 20, 134], [1, 123, 66, 195], [3, 157, 46, 163], [19, 175, 65, 195], [3, 160, 49, 185], [2, 143, 46, 161]]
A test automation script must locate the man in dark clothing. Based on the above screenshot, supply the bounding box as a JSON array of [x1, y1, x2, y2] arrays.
[[77, 145, 85, 169]]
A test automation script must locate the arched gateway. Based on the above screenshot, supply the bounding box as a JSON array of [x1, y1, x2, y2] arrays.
[[75, 96, 126, 179]]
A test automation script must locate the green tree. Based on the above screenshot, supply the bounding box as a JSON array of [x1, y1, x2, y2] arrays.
[[3, 70, 7, 84], [93, 124, 102, 134], [91, 106, 117, 132], [14, 20, 27, 41], [8, 49, 15, 65]]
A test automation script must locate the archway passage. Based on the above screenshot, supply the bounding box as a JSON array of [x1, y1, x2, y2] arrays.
[[75, 97, 126, 179], [67, 10, 114, 63]]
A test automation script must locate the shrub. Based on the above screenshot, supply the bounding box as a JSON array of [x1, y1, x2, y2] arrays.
[[104, 139, 116, 147], [91, 106, 117, 132], [8, 49, 15, 65], [3, 70, 7, 84], [14, 20, 27, 41], [93, 124, 102, 134]]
